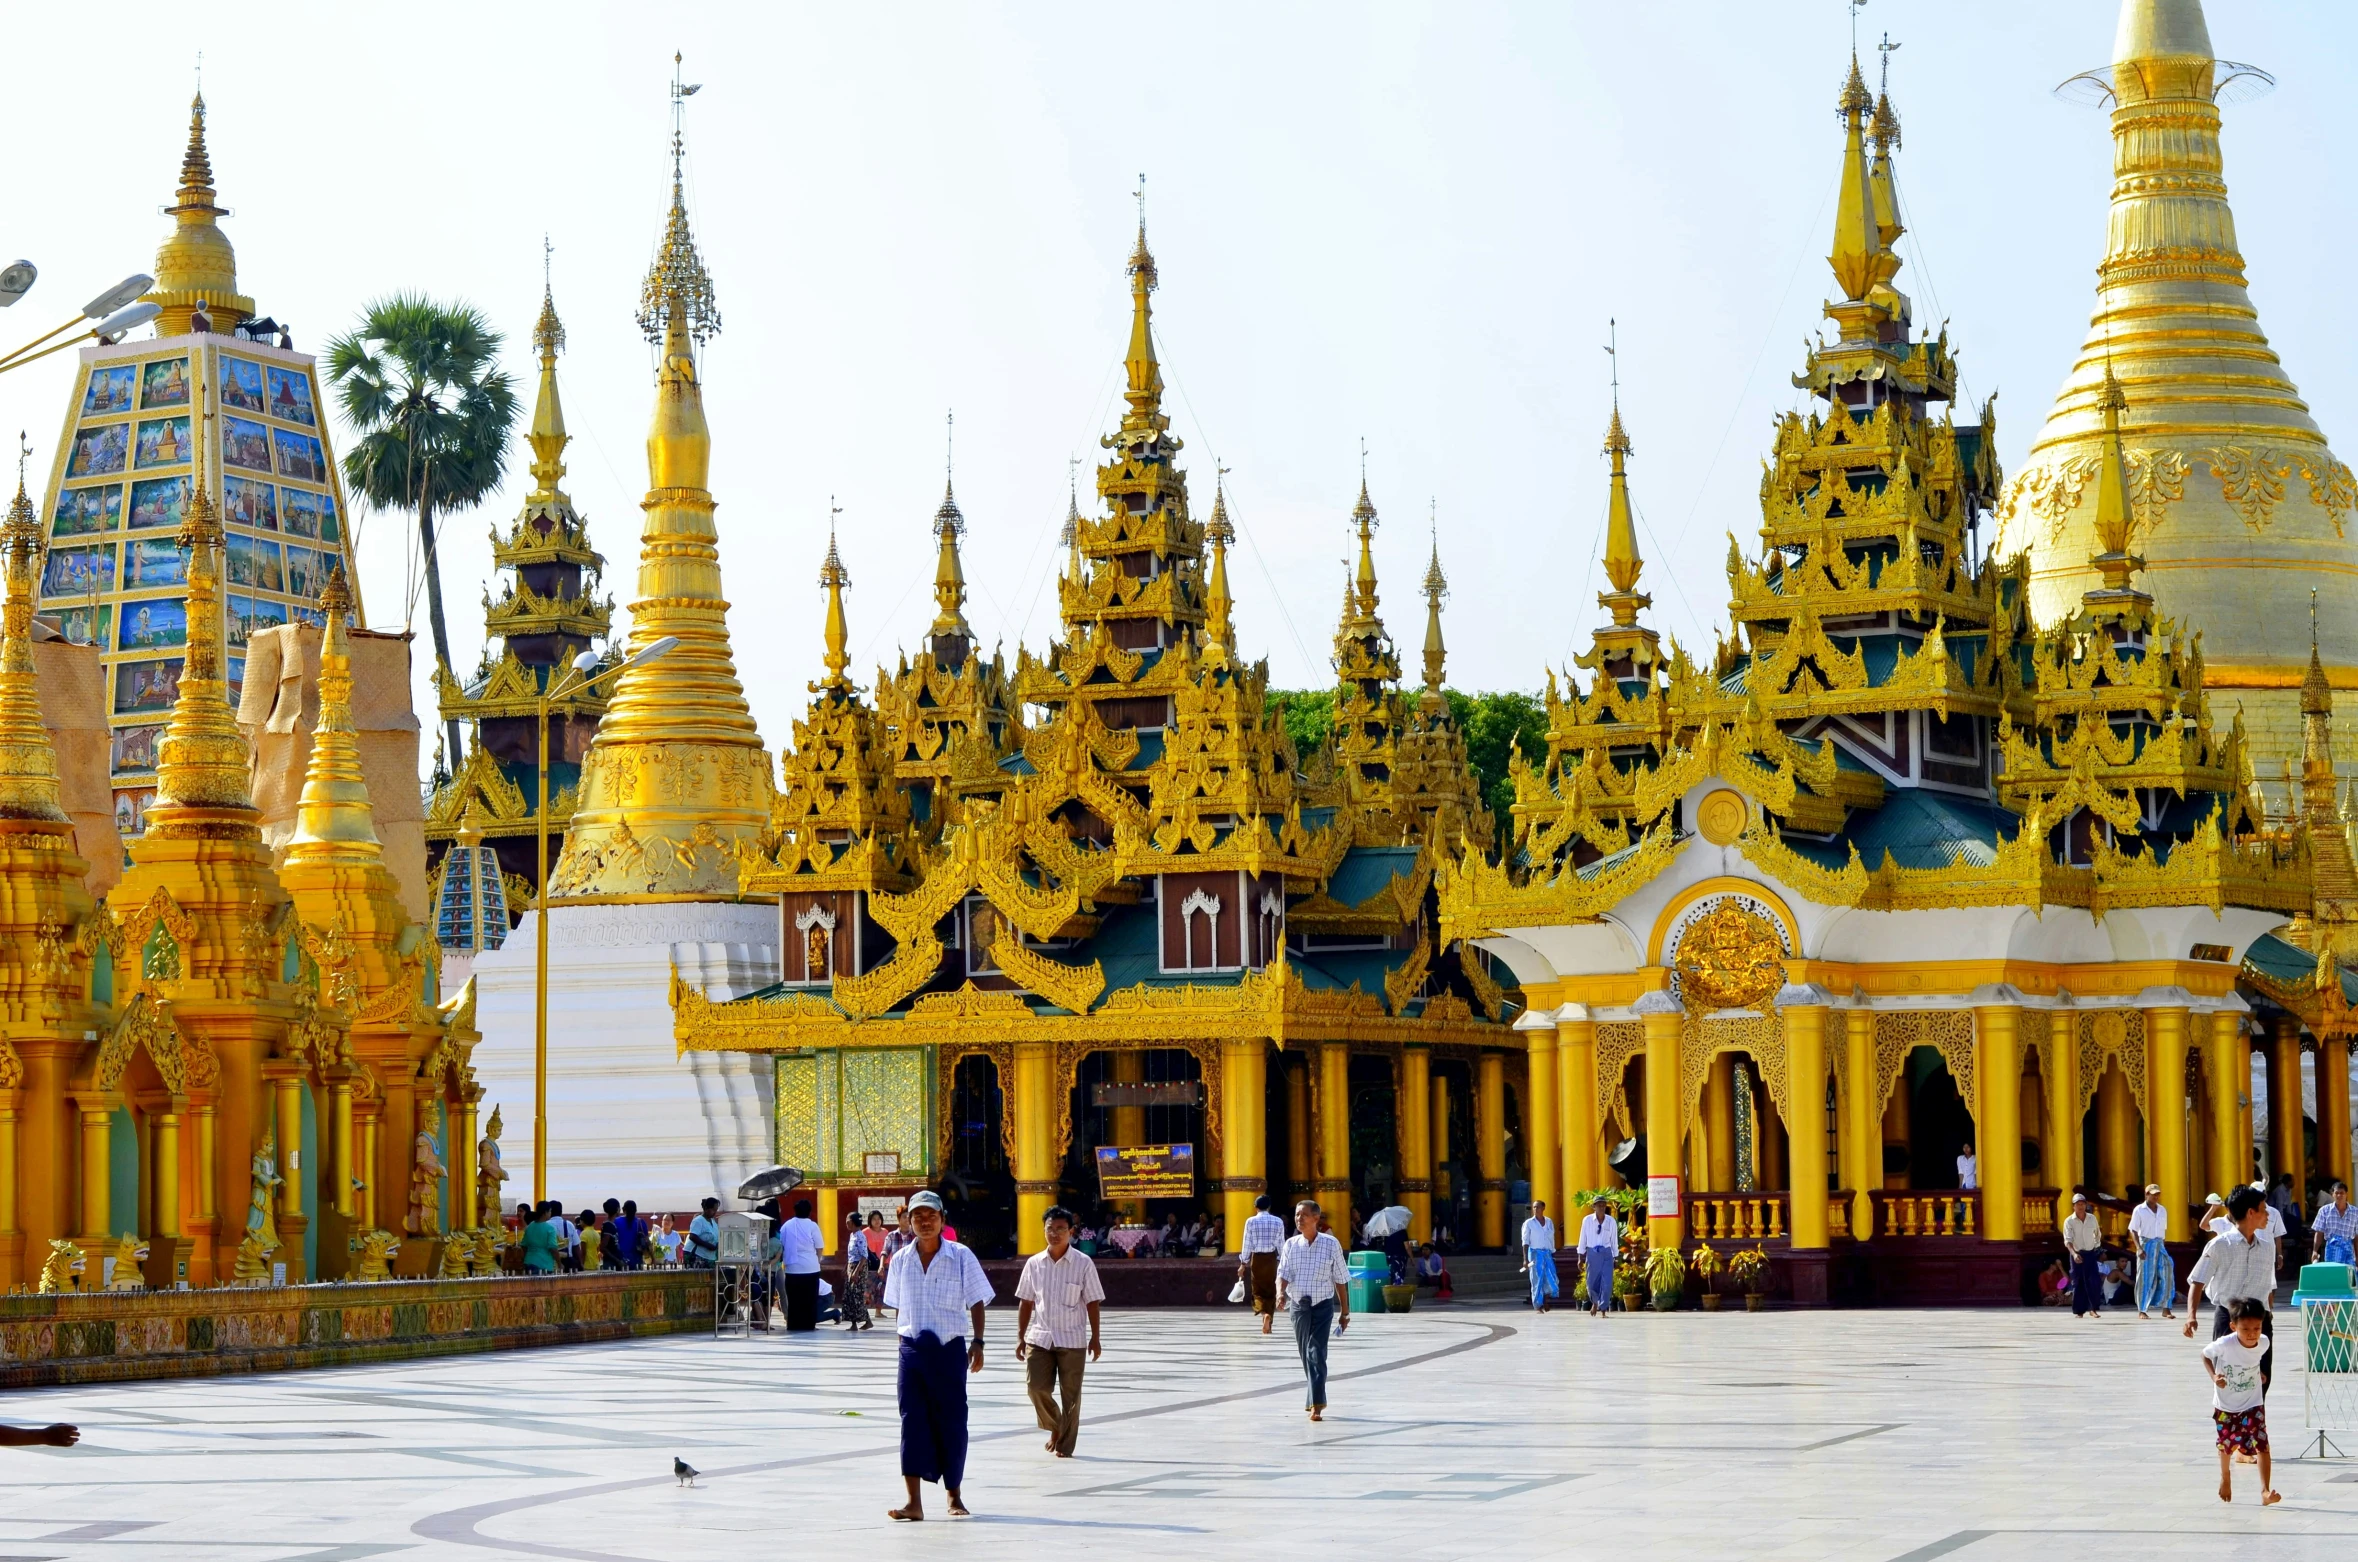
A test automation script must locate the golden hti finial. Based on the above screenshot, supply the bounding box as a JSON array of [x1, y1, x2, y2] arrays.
[[2088, 355, 2143, 591], [0, 431, 67, 823], [525, 240, 570, 505], [929, 410, 973, 644], [1351, 440, 1380, 624], [1118, 173, 1165, 437], [1827, 51, 1896, 306], [284, 565, 383, 862], [1869, 32, 1905, 251], [1420, 502, 1449, 714], [150, 83, 250, 335], [1061, 454, 1085, 582], [1598, 322, 1651, 628], [637, 54, 719, 361], [152, 372, 256, 817], [819, 500, 852, 689], [1202, 464, 1235, 665]]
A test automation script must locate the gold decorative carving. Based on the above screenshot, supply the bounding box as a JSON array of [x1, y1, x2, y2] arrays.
[[2205, 445, 2291, 532], [1593, 1020, 1645, 1138], [1871, 1010, 1975, 1123], [1668, 897, 1789, 1013], [1696, 788, 1747, 846], [2076, 1007, 2147, 1115], [2299, 453, 2358, 540]]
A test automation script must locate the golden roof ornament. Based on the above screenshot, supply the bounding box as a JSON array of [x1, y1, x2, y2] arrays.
[[1420, 510, 1449, 715], [148, 90, 252, 336], [151, 382, 257, 819], [928, 412, 974, 647], [2088, 359, 2145, 595], [1203, 466, 1235, 665], [526, 243, 571, 506], [1827, 54, 1893, 306], [820, 505, 852, 690], [0, 437, 67, 824], [635, 56, 720, 357], [284, 566, 384, 862]]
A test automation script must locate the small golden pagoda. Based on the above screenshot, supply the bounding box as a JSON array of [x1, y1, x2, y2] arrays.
[[2002, 0, 2358, 810], [425, 272, 614, 939], [545, 116, 772, 901]]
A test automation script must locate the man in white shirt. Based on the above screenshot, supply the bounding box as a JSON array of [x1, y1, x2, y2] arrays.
[[1576, 1196, 1620, 1317], [1520, 1199, 1560, 1313], [779, 1198, 826, 1332], [2062, 1191, 2104, 1318], [2128, 1183, 2174, 1320], [2249, 1180, 2286, 1299], [883, 1190, 997, 1521], [1238, 1194, 1287, 1335], [1274, 1200, 1351, 1421], [1014, 1207, 1105, 1458], [1956, 1142, 1978, 1192]]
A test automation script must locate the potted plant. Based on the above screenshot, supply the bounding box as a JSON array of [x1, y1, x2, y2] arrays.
[[1643, 1244, 1686, 1311], [1729, 1245, 1772, 1310], [1690, 1245, 1724, 1310]]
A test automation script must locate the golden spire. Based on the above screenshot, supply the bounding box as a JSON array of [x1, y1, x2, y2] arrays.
[[1599, 396, 1653, 630], [2089, 358, 2142, 592], [1117, 176, 1167, 444], [1203, 466, 1235, 664], [151, 378, 255, 819], [549, 56, 771, 902], [1061, 460, 1084, 584], [1351, 455, 1381, 626], [2304, 589, 2333, 719], [1868, 34, 1905, 251], [526, 242, 570, 505], [928, 413, 973, 646], [0, 441, 66, 824], [149, 91, 252, 335], [820, 505, 852, 691], [1419, 510, 1449, 716], [1827, 54, 1893, 306], [283, 567, 382, 862]]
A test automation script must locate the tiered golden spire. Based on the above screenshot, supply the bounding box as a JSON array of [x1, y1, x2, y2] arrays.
[[151, 386, 255, 821], [1419, 514, 1449, 715], [283, 567, 382, 862], [0, 448, 66, 824], [820, 508, 852, 690], [526, 251, 570, 505], [928, 415, 974, 651], [148, 92, 252, 335], [1119, 204, 1165, 442], [1599, 402, 1649, 627], [1202, 467, 1235, 665], [1827, 55, 1895, 306], [547, 57, 772, 901], [2088, 359, 2143, 595], [1345, 468, 1383, 634]]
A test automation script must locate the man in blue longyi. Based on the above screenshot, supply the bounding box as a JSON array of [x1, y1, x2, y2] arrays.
[[883, 1189, 997, 1521]]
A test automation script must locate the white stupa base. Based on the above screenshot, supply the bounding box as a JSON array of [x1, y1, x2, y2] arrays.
[[471, 901, 778, 1215]]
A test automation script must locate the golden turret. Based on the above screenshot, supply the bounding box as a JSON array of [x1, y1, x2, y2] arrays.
[[2088, 362, 2144, 596], [928, 471, 975, 660], [1203, 472, 1235, 666], [1599, 404, 1648, 626], [148, 93, 253, 336], [0, 460, 67, 824], [150, 395, 256, 825], [2005, 0, 2358, 805], [1348, 478, 1382, 633], [1827, 56, 1898, 308], [548, 70, 772, 901], [820, 519, 852, 690], [1419, 521, 1448, 717], [526, 275, 569, 505], [283, 568, 380, 862]]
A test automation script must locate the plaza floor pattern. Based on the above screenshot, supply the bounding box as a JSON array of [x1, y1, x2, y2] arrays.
[[3, 1302, 2357, 1559]]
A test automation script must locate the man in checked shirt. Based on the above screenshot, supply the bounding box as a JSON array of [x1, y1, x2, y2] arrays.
[[1015, 1207, 1105, 1458]]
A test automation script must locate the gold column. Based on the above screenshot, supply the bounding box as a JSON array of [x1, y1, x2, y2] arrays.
[[1429, 1073, 1450, 1213], [357, 1112, 378, 1231], [1110, 1049, 1146, 1222], [1973, 997, 2023, 1242], [1636, 990, 1683, 1250], [1286, 1057, 1310, 1200], [1475, 1050, 1506, 1248], [78, 1104, 111, 1240], [2320, 1035, 2352, 1188], [1317, 1040, 1351, 1236], [0, 1092, 17, 1288], [1841, 1005, 1877, 1235], [2240, 1028, 2257, 1187], [330, 1075, 354, 1219], [1013, 1039, 1055, 1255], [1399, 1044, 1432, 1242], [1702, 1053, 1736, 1193], [153, 1107, 181, 1242], [1558, 1005, 1599, 1201], [1517, 1014, 1559, 1221], [193, 1103, 217, 1285], [815, 1186, 839, 1255], [2142, 994, 2191, 1240], [2046, 1009, 2081, 1223], [2270, 1014, 2305, 1189], [1220, 1037, 1267, 1253], [453, 1096, 479, 1233], [1782, 995, 1830, 1249], [272, 1072, 306, 1282], [2097, 1058, 2139, 1196]]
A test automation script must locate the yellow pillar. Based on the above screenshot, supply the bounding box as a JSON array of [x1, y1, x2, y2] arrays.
[[815, 1186, 839, 1256], [356, 1113, 376, 1232], [1399, 1044, 1432, 1242], [453, 1096, 479, 1233], [78, 1104, 111, 1240], [1558, 1005, 1598, 1201], [1782, 993, 1830, 1249], [1475, 1050, 1506, 1248], [1013, 1039, 1055, 1255], [194, 1103, 217, 1285], [1972, 995, 2023, 1241], [1637, 990, 1684, 1250], [1841, 1005, 1877, 1235], [1516, 1013, 1559, 1220], [1220, 1037, 1267, 1253], [2240, 1029, 2256, 1188], [2320, 1035, 2352, 1189], [1318, 1040, 1352, 1236], [1286, 1057, 1310, 1202], [1429, 1073, 1450, 1213], [2046, 1009, 2081, 1224], [1110, 1049, 1146, 1221], [2097, 1058, 2139, 1197], [2141, 993, 2191, 1241], [330, 1076, 354, 1219], [2270, 1014, 2305, 1190], [0, 1093, 17, 1287], [153, 1107, 181, 1240], [1702, 1053, 1736, 1193]]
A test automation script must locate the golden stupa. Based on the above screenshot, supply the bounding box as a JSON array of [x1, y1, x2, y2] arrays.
[[544, 93, 772, 900], [2000, 0, 2358, 807]]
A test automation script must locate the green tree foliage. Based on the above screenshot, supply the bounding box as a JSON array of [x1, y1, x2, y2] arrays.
[[1267, 687, 1547, 825]]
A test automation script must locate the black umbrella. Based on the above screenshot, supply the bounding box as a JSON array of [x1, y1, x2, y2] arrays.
[[737, 1166, 806, 1202]]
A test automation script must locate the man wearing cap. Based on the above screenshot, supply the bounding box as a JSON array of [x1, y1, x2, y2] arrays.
[[2129, 1184, 2174, 1319], [882, 1190, 997, 1521], [2062, 1192, 2105, 1319]]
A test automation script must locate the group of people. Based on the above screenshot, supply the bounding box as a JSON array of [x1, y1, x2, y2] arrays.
[[511, 1199, 677, 1273], [1517, 1195, 1621, 1316]]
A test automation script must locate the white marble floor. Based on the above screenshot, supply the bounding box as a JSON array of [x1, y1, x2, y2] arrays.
[[4, 1302, 2358, 1560]]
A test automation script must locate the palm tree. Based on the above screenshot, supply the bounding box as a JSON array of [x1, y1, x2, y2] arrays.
[[326, 296, 519, 767]]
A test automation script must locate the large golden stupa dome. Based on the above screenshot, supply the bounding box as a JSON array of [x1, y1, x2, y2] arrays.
[[1999, 0, 2358, 806]]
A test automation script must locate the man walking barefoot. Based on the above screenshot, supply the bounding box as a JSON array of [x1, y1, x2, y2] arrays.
[[1275, 1199, 1350, 1422], [882, 1190, 995, 1521], [1015, 1207, 1104, 1458], [1239, 1194, 1286, 1335]]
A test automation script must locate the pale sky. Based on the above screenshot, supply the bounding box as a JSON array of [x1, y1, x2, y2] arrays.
[[4, 2, 2354, 763]]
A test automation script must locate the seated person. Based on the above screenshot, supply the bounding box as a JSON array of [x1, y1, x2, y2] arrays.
[[1179, 1214, 1206, 1256], [2037, 1257, 2069, 1306], [1415, 1243, 1450, 1298]]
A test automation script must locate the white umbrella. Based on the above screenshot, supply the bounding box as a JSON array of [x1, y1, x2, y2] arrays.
[[1361, 1205, 1415, 1240]]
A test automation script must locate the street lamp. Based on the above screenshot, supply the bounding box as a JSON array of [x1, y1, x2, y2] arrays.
[[533, 634, 678, 1202], [0, 273, 157, 375]]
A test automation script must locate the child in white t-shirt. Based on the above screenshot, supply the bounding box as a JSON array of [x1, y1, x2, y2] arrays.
[[2202, 1298, 2279, 1506]]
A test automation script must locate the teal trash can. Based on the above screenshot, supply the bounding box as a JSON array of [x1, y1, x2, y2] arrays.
[[1346, 1250, 1388, 1314]]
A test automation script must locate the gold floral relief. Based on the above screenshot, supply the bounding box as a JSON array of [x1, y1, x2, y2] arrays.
[[1668, 897, 1788, 1014], [2206, 445, 2291, 533]]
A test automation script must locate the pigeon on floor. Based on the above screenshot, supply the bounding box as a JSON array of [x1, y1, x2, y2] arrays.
[[675, 1457, 700, 1487]]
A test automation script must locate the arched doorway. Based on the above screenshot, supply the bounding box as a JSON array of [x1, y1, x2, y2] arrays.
[[945, 1055, 1013, 1256]]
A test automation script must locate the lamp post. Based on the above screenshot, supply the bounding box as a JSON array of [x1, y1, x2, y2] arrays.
[[0, 273, 158, 375], [532, 635, 676, 1202]]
